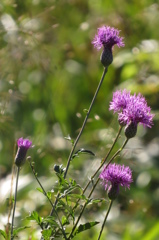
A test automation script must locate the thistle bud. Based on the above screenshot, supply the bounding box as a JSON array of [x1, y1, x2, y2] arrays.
[[125, 122, 137, 139], [108, 184, 119, 200], [100, 47, 113, 67], [15, 138, 32, 167]]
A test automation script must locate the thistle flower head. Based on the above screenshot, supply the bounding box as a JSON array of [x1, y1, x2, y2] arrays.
[[17, 137, 32, 149], [99, 163, 133, 199], [15, 137, 32, 167], [109, 89, 131, 113], [109, 89, 154, 128], [92, 26, 125, 50]]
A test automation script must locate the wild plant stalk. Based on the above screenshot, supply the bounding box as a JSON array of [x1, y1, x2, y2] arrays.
[[97, 161, 133, 240], [64, 125, 122, 221], [6, 147, 16, 239], [68, 138, 129, 239], [45, 25, 125, 232], [55, 131, 125, 237], [11, 166, 20, 240], [6, 165, 14, 239], [28, 160, 54, 210], [82, 125, 123, 193], [48, 67, 108, 220], [10, 138, 32, 239], [88, 138, 129, 198], [64, 67, 108, 179], [28, 160, 67, 240], [97, 200, 113, 240]]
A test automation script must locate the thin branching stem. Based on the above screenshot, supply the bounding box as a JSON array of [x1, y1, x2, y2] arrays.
[[97, 200, 113, 240], [88, 138, 129, 198], [64, 67, 108, 179], [11, 166, 20, 240], [7, 143, 16, 233], [28, 160, 68, 240], [68, 138, 129, 239], [83, 125, 123, 194], [68, 200, 88, 239], [66, 125, 122, 218], [48, 67, 108, 221], [7, 165, 15, 238], [28, 160, 54, 209]]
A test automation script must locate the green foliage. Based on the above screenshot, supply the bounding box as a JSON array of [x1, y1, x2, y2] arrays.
[[42, 216, 58, 227], [25, 211, 42, 228], [74, 221, 100, 237], [0, 230, 7, 239], [13, 226, 31, 238], [41, 229, 52, 240], [0, 0, 159, 239], [36, 187, 45, 194], [72, 148, 95, 160]]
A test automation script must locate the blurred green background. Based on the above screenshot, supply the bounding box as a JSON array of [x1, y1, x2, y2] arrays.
[[0, 0, 159, 239]]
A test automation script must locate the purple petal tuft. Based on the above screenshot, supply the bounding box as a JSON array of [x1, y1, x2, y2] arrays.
[[92, 26, 125, 50]]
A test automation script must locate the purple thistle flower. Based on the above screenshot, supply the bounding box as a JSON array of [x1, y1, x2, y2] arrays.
[[109, 89, 154, 128], [99, 163, 133, 199], [15, 137, 32, 167], [92, 26, 125, 50], [92, 26, 124, 67], [109, 89, 131, 113]]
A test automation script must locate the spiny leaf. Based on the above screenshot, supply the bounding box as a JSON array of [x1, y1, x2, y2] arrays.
[[56, 173, 69, 187], [36, 187, 44, 194], [90, 198, 105, 204], [59, 185, 82, 199], [69, 178, 77, 187], [41, 229, 52, 240], [25, 211, 42, 225], [0, 230, 7, 239], [67, 193, 88, 200], [42, 216, 59, 228], [64, 135, 74, 145], [74, 221, 99, 236], [13, 226, 30, 237], [57, 200, 74, 217], [61, 216, 69, 225], [47, 191, 52, 200], [72, 148, 95, 159], [83, 109, 88, 113]]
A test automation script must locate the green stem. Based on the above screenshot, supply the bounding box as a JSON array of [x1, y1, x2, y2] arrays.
[[29, 160, 54, 209], [54, 209, 68, 240], [97, 200, 113, 240], [48, 67, 108, 221], [11, 166, 20, 240], [68, 138, 128, 239], [64, 67, 108, 179], [68, 200, 88, 239], [29, 160, 67, 240], [83, 125, 123, 194], [88, 137, 128, 198], [67, 125, 122, 219], [8, 143, 16, 236]]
